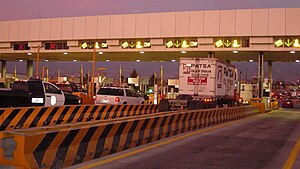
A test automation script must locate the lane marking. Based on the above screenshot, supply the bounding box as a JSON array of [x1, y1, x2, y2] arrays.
[[78, 115, 259, 169], [283, 138, 300, 169]]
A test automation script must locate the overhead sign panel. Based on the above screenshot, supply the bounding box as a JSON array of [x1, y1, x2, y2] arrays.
[[214, 38, 248, 48], [81, 41, 108, 49], [274, 38, 300, 48], [45, 42, 69, 50], [121, 40, 151, 49], [165, 39, 198, 48], [13, 43, 30, 50]]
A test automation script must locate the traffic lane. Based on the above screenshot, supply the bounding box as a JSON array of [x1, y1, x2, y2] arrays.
[[79, 109, 300, 169]]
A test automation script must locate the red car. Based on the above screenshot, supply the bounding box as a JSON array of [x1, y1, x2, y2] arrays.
[[282, 100, 293, 108]]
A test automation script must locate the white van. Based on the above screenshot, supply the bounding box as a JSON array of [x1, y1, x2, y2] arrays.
[[95, 87, 145, 105]]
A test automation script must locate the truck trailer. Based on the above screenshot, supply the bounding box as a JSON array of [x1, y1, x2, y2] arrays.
[[178, 58, 239, 107]]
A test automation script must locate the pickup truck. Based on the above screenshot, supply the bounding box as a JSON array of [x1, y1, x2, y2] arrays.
[[0, 79, 79, 107]]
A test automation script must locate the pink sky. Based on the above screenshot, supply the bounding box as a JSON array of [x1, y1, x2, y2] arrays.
[[1, 0, 299, 20], [1, 0, 300, 81]]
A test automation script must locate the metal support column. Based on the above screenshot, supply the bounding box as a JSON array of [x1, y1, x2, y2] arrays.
[[26, 60, 33, 78], [268, 60, 273, 108], [208, 52, 215, 58], [1, 60, 7, 78], [258, 52, 264, 99]]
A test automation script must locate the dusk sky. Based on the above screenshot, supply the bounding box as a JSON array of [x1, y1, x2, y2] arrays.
[[1, 0, 300, 81], [1, 0, 300, 20]]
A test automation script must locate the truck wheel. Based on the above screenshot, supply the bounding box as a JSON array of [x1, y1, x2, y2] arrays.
[[159, 99, 169, 112]]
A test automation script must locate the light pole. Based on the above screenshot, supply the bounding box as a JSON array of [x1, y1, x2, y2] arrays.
[[35, 45, 41, 78], [91, 44, 96, 97]]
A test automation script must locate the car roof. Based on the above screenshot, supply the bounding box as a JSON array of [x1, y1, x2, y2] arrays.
[[100, 87, 130, 89]]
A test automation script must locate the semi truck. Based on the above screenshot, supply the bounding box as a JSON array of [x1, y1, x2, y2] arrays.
[[0, 78, 81, 108], [178, 58, 239, 107]]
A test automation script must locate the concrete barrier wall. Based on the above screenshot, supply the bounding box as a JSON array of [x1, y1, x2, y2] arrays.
[[0, 104, 158, 131], [294, 103, 300, 109], [0, 106, 259, 168]]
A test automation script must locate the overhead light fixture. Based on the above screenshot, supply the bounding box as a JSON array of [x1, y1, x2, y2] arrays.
[[140, 51, 144, 54], [45, 59, 49, 62], [98, 51, 103, 55], [27, 52, 32, 56], [63, 52, 68, 55], [290, 50, 296, 54], [296, 60, 300, 63], [106, 59, 110, 62], [73, 59, 77, 62], [171, 59, 176, 62], [136, 60, 140, 62], [249, 59, 254, 62], [233, 50, 238, 54], [181, 51, 187, 54]]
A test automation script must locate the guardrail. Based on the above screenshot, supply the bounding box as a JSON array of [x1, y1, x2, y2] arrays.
[[0, 106, 259, 168], [0, 104, 158, 131]]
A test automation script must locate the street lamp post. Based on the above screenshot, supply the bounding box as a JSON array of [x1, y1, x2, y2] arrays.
[[35, 45, 41, 78], [91, 44, 96, 97]]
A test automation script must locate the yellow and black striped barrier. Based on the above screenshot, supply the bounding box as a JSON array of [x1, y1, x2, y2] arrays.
[[0, 106, 259, 168], [0, 104, 159, 131]]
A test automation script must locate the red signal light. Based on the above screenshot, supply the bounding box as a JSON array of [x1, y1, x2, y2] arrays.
[[115, 97, 120, 103]]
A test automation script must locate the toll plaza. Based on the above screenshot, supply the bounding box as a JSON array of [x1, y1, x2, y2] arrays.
[[0, 7, 300, 169], [1, 8, 300, 102]]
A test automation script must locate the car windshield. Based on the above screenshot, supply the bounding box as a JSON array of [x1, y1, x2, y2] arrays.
[[97, 88, 124, 96], [56, 84, 73, 93]]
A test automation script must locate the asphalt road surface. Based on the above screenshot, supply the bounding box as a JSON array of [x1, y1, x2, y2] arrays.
[[73, 108, 300, 169]]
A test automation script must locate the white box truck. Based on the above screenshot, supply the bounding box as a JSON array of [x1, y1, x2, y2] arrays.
[[178, 58, 239, 107], [240, 83, 253, 104]]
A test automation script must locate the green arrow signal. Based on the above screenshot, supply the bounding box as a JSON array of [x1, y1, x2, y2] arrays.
[[87, 42, 94, 49], [129, 41, 136, 48], [284, 39, 292, 47], [174, 40, 181, 48], [224, 40, 232, 47]]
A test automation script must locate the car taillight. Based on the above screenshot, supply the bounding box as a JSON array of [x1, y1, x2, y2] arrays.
[[115, 97, 120, 103], [204, 98, 212, 102]]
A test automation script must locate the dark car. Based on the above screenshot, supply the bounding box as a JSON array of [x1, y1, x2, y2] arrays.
[[64, 92, 82, 105], [282, 99, 293, 108]]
